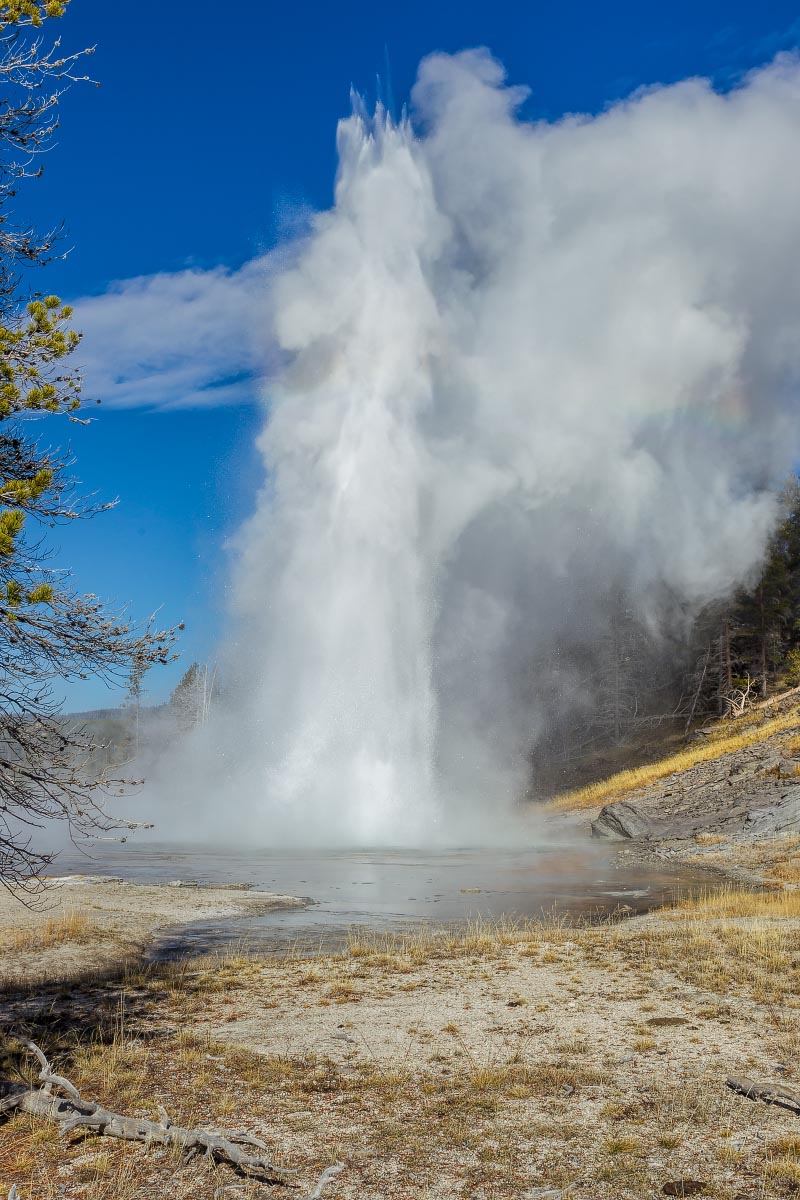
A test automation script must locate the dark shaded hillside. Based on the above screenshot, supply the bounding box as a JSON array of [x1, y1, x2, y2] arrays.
[[532, 478, 800, 797]]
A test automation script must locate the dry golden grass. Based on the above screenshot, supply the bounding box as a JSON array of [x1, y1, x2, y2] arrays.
[[765, 1155, 800, 1189], [0, 1017, 612, 1196], [770, 1134, 800, 1158], [341, 917, 575, 972], [6, 894, 800, 1199], [598, 891, 800, 1005], [5, 909, 97, 952], [768, 857, 800, 882], [670, 883, 800, 918], [782, 733, 800, 757], [6, 858, 800, 1198], [549, 707, 800, 811], [1, 1001, 791, 1200], [693, 831, 727, 846]]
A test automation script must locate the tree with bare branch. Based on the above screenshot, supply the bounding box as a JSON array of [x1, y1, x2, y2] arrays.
[[0, 1, 179, 894]]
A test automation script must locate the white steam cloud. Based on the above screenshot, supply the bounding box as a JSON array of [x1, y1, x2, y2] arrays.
[[147, 49, 800, 845]]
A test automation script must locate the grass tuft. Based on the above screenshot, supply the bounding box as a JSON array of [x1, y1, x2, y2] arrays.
[[5, 909, 97, 951]]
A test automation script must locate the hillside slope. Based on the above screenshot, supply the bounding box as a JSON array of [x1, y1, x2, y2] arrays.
[[549, 694, 800, 886]]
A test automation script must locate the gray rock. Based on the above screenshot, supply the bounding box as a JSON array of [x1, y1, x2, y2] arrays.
[[591, 801, 654, 840], [742, 788, 800, 835]]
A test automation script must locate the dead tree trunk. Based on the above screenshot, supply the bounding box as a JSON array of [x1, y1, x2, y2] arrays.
[[717, 612, 733, 715], [758, 585, 769, 698]]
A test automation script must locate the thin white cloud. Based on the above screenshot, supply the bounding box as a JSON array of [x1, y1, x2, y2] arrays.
[[72, 256, 275, 410]]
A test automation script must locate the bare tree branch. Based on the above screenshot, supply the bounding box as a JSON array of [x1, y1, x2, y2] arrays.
[[0, 8, 181, 893]]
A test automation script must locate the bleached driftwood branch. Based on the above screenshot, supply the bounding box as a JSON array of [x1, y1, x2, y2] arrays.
[[304, 1165, 345, 1200], [1, 1040, 343, 1197], [727, 1075, 800, 1115], [20, 1036, 81, 1100]]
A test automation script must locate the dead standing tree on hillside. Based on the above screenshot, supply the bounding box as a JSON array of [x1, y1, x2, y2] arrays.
[[0, 2, 179, 895], [169, 660, 217, 732]]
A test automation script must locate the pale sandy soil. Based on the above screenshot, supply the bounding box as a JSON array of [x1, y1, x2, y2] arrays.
[[3, 903, 799, 1199], [205, 917, 772, 1068], [179, 914, 800, 1198], [0, 876, 305, 983]]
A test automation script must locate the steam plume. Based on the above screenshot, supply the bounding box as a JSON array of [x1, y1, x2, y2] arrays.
[[152, 50, 800, 844]]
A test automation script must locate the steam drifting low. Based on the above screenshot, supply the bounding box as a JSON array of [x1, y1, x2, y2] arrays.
[[152, 50, 800, 845]]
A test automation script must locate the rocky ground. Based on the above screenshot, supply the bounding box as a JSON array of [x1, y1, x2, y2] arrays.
[[3, 714, 800, 1198], [557, 719, 800, 888]]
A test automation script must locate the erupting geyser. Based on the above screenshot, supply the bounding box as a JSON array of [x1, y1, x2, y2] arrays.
[[229, 99, 443, 843], [151, 50, 800, 846]]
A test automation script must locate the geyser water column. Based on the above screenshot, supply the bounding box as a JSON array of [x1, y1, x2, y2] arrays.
[[232, 101, 444, 843], [169, 48, 800, 851]]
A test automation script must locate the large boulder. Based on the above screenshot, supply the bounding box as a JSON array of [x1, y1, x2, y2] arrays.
[[591, 800, 654, 840]]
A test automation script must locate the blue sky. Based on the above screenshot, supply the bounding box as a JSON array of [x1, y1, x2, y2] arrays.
[[23, 0, 800, 710]]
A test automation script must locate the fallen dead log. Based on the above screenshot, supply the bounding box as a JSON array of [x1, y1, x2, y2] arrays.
[[1, 1039, 343, 1198], [726, 1075, 800, 1114]]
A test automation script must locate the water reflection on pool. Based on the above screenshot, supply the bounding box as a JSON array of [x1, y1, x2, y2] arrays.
[[53, 841, 716, 959]]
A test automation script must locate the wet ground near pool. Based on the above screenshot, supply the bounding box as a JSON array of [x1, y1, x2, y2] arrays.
[[51, 841, 719, 959]]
